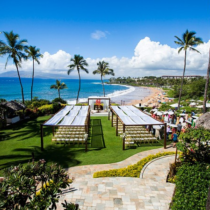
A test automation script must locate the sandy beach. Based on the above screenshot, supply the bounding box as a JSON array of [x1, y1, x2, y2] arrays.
[[128, 86, 164, 107], [111, 86, 163, 107]]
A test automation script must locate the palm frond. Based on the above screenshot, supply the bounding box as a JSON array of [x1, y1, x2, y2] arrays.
[[178, 47, 184, 54], [189, 47, 200, 53], [67, 69, 74, 75]]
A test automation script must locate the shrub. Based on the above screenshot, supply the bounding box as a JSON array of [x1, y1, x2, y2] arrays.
[[177, 127, 210, 164], [0, 98, 7, 103], [171, 163, 210, 210], [52, 98, 67, 104], [38, 104, 54, 114], [93, 152, 176, 178], [0, 160, 74, 209]]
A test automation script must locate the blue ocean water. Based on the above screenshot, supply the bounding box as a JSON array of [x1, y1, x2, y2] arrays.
[[0, 77, 129, 102]]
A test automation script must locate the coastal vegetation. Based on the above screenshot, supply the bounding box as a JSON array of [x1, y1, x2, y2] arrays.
[[67, 55, 89, 104], [50, 80, 68, 98], [93, 61, 115, 96], [25, 46, 43, 101], [174, 30, 203, 109]]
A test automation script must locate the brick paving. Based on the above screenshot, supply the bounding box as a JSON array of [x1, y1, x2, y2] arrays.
[[57, 147, 176, 210]]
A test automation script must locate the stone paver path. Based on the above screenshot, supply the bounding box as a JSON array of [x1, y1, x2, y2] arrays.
[[57, 147, 176, 210], [141, 155, 175, 182]]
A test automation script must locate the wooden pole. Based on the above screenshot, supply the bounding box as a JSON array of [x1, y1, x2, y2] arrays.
[[123, 124, 125, 150], [111, 110, 113, 127], [175, 146, 177, 164], [116, 117, 118, 136], [164, 123, 167, 149], [52, 127, 55, 136], [41, 125, 44, 151], [85, 124, 88, 152]]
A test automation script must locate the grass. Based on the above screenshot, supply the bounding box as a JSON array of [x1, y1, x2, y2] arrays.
[[0, 116, 168, 176]]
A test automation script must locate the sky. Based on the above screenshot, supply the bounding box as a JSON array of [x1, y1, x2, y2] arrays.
[[0, 0, 210, 79]]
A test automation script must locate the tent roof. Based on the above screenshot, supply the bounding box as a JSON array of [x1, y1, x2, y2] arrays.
[[111, 106, 164, 125]]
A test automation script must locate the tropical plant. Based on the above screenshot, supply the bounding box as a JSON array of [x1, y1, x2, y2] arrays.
[[0, 160, 73, 209], [0, 31, 28, 104], [203, 48, 210, 113], [50, 80, 67, 98], [25, 46, 43, 101], [67, 55, 88, 103], [93, 61, 114, 96], [174, 30, 203, 109], [52, 97, 67, 104], [177, 127, 210, 163]]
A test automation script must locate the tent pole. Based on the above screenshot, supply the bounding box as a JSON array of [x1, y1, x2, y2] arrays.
[[111, 110, 113, 127], [116, 117, 118, 136], [123, 124, 125, 150], [164, 123, 167, 149], [41, 124, 44, 151]]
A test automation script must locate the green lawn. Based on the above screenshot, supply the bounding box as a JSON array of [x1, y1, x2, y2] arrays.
[[0, 116, 167, 176]]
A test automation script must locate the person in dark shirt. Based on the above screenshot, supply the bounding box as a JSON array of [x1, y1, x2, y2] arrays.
[[177, 122, 182, 135]]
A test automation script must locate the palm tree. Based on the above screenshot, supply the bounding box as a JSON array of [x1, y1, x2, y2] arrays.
[[67, 55, 88, 104], [25, 46, 43, 101], [0, 31, 28, 104], [174, 30, 203, 109], [50, 80, 67, 98], [203, 48, 210, 113], [93, 61, 115, 96]]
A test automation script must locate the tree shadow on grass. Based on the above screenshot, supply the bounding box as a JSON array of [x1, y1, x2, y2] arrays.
[[90, 119, 106, 148], [0, 144, 82, 173]]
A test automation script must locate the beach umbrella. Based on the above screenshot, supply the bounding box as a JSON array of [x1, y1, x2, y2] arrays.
[[180, 113, 186, 116], [185, 120, 192, 124], [164, 111, 168, 114], [157, 111, 162, 116]]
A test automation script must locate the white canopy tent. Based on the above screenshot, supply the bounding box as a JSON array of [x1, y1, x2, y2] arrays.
[[110, 105, 166, 150], [41, 106, 90, 151]]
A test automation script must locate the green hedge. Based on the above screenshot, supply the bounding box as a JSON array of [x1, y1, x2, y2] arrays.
[[171, 163, 210, 210], [93, 151, 176, 178]]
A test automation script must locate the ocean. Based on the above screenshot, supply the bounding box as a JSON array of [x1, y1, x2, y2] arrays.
[[0, 77, 132, 103]]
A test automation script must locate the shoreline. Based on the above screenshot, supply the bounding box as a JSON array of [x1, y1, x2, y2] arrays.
[[128, 86, 163, 107]]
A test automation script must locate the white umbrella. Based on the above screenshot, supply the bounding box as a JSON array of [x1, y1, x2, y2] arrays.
[[180, 113, 186, 116], [190, 102, 196, 106], [164, 111, 168, 114], [168, 111, 174, 115]]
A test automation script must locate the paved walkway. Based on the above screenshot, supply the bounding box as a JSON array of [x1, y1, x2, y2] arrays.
[[57, 147, 176, 210]]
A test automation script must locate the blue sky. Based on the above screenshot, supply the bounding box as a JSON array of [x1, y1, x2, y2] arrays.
[[0, 0, 210, 78]]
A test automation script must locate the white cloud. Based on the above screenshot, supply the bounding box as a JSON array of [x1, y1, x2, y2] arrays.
[[0, 37, 209, 78], [91, 30, 108, 40]]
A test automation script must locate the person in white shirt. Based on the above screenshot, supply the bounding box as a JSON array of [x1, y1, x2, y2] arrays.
[[164, 114, 169, 123], [179, 116, 184, 124]]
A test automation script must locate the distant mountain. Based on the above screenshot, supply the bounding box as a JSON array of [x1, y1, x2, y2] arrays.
[[0, 71, 77, 79]]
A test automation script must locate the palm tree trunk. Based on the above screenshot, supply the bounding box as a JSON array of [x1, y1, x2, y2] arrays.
[[178, 50, 187, 109], [15, 63, 25, 104], [31, 59, 34, 101], [101, 75, 105, 96], [203, 48, 210, 113], [58, 89, 60, 98], [76, 67, 81, 104]]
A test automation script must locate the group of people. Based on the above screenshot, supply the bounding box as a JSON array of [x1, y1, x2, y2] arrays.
[[151, 108, 197, 147]]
